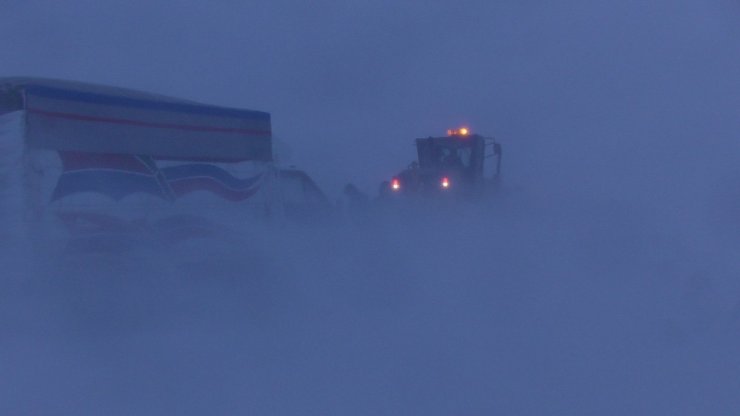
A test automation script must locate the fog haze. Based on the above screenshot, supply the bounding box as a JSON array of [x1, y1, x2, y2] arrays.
[[2, 1, 740, 414], [5, 1, 737, 192]]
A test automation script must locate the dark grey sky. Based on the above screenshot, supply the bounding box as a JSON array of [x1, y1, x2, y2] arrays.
[[3, 0, 739, 195]]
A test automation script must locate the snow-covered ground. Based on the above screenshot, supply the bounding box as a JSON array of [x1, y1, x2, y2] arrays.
[[2, 179, 740, 415]]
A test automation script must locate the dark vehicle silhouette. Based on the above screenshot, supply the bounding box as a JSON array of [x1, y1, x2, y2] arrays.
[[381, 128, 502, 199]]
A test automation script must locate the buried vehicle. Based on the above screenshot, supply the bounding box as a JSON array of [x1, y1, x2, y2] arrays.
[[0, 77, 327, 251], [380, 127, 502, 200]]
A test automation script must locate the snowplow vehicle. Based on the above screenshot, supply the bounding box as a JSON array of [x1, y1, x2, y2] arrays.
[[380, 128, 502, 200]]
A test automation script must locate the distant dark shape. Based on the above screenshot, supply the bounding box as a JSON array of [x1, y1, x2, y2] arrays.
[[278, 168, 332, 222], [378, 127, 503, 201]]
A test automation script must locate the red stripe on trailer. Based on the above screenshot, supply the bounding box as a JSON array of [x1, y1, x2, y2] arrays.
[[27, 108, 271, 136]]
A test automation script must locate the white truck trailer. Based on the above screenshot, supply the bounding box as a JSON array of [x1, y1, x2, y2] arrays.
[[0, 77, 325, 252]]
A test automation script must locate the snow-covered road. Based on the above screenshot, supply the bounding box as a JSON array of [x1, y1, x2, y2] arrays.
[[2, 186, 739, 415]]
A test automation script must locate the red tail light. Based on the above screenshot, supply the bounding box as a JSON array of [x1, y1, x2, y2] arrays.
[[440, 177, 450, 189], [391, 178, 401, 191]]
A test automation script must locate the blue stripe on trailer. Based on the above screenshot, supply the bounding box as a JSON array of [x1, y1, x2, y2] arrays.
[[24, 84, 270, 122]]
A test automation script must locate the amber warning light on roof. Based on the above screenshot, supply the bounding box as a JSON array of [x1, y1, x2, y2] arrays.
[[447, 127, 470, 136]]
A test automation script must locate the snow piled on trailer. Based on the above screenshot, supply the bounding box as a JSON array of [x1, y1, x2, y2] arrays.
[[2, 184, 740, 415]]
